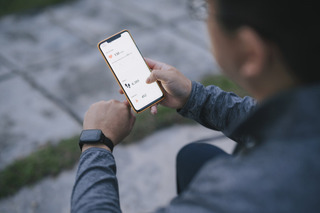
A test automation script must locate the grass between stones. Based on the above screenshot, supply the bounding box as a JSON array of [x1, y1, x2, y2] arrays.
[[0, 0, 75, 17], [0, 136, 80, 199], [0, 74, 246, 199]]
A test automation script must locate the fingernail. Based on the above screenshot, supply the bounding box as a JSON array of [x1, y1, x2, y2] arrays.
[[151, 107, 156, 115], [146, 77, 150, 83]]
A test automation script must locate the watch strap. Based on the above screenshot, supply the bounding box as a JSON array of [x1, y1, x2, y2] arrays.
[[79, 129, 114, 152], [100, 133, 114, 152]]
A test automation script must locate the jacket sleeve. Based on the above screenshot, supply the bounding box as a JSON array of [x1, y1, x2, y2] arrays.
[[178, 81, 256, 137], [71, 148, 121, 213]]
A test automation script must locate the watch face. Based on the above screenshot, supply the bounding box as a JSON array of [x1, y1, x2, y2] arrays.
[[80, 129, 102, 142]]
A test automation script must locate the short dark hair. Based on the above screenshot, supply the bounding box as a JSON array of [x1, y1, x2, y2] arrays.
[[213, 0, 319, 84]]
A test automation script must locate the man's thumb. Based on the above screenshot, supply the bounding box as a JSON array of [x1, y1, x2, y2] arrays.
[[146, 70, 161, 84]]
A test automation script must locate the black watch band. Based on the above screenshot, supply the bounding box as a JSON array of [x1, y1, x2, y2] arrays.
[[79, 129, 114, 152]]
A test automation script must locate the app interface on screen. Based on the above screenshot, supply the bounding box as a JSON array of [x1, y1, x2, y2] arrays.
[[100, 32, 163, 111]]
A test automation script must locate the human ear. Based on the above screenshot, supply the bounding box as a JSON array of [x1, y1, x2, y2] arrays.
[[236, 27, 269, 79]]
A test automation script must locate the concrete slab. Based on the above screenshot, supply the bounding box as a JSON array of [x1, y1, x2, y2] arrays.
[[123, 0, 189, 23], [0, 124, 235, 213], [45, 0, 126, 46], [46, 0, 191, 46], [0, 14, 81, 68], [0, 75, 81, 169], [0, 57, 11, 78], [135, 27, 218, 80], [27, 46, 123, 117], [0, 167, 77, 213], [173, 19, 212, 52]]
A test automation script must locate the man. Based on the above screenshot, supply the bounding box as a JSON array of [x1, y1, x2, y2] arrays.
[[71, 0, 320, 212]]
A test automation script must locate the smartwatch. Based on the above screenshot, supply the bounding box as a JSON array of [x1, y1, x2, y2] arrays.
[[79, 129, 114, 152]]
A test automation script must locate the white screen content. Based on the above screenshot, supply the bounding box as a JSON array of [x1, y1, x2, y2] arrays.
[[100, 31, 163, 111]]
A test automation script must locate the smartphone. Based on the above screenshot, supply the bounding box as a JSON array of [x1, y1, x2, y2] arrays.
[[98, 30, 164, 113]]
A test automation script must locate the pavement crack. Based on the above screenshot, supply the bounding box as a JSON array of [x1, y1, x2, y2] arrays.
[[0, 54, 83, 126], [18, 70, 83, 125]]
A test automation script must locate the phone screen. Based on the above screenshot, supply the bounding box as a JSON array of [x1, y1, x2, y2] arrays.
[[98, 30, 164, 113]]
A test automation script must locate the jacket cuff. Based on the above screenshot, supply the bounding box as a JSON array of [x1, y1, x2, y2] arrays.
[[177, 81, 201, 117]]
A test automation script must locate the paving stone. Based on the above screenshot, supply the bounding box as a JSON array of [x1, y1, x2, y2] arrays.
[[0, 167, 77, 213], [0, 60, 12, 80], [135, 27, 219, 80], [0, 75, 81, 169], [112, 0, 189, 32], [173, 19, 212, 52], [122, 0, 189, 23], [46, 0, 141, 46], [46, 0, 191, 46], [0, 14, 81, 68], [27, 46, 123, 117]]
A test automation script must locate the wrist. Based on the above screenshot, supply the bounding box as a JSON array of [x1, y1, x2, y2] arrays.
[[79, 129, 114, 152], [178, 79, 192, 109], [100, 129, 118, 146]]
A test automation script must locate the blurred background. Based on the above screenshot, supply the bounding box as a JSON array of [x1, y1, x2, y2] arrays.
[[0, 0, 238, 212]]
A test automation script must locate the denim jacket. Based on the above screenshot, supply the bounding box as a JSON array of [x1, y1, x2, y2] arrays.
[[71, 81, 320, 213]]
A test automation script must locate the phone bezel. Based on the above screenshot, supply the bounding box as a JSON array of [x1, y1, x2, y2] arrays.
[[98, 30, 164, 113]]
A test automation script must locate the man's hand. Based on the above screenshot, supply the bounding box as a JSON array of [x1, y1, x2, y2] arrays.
[[83, 100, 136, 147], [145, 58, 192, 114]]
